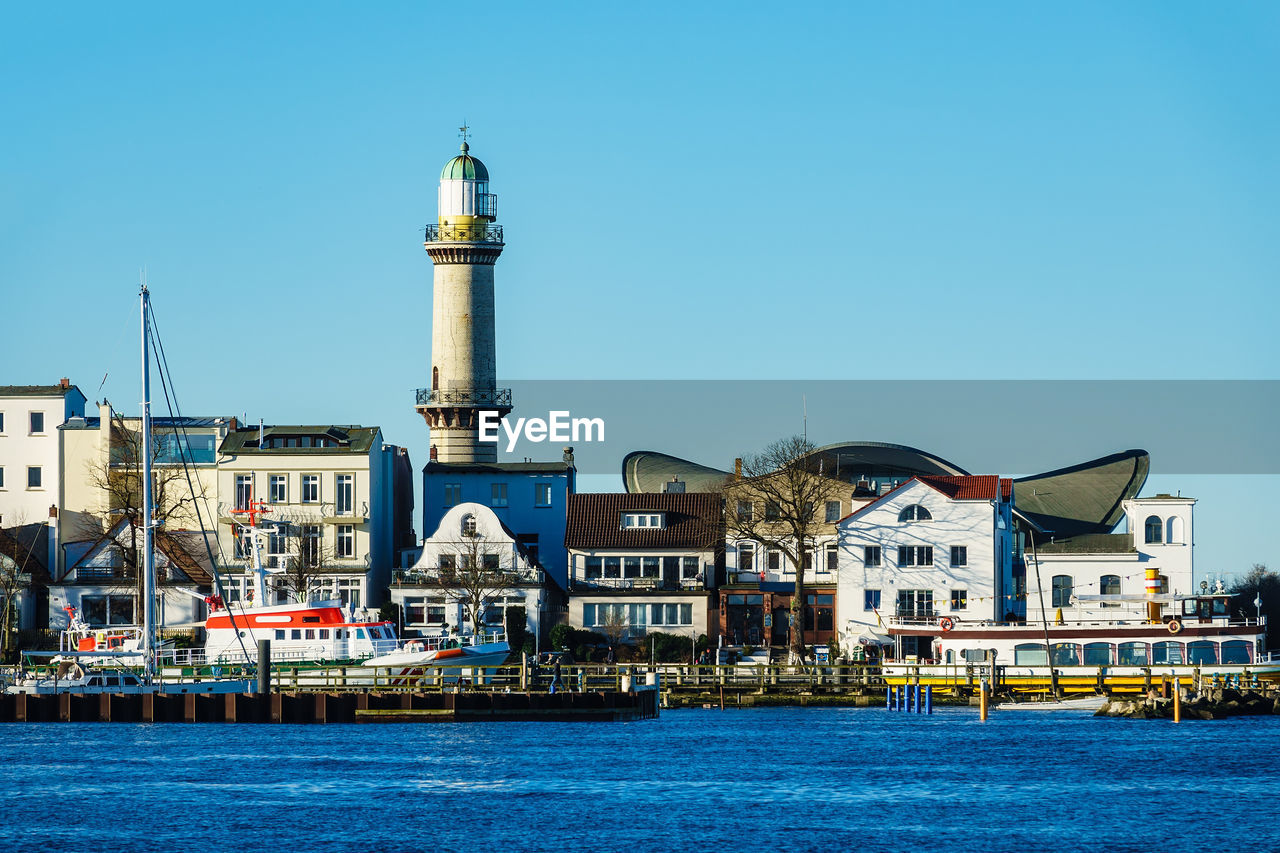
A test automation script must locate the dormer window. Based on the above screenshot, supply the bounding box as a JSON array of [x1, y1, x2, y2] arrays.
[[898, 504, 932, 522], [622, 512, 664, 530], [461, 514, 477, 537]]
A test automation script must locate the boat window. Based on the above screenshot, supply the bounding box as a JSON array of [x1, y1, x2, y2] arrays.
[[1082, 643, 1112, 666], [305, 629, 316, 640], [1152, 641, 1183, 664], [124, 675, 139, 686], [275, 630, 285, 640], [962, 648, 987, 663], [105, 676, 119, 686], [1221, 640, 1251, 665], [1211, 599, 1229, 617], [87, 676, 102, 686], [1014, 643, 1047, 666], [1051, 644, 1080, 666], [1117, 642, 1148, 665], [303, 616, 320, 623], [291, 629, 302, 640], [320, 629, 329, 639], [1186, 641, 1217, 665], [356, 628, 367, 640]]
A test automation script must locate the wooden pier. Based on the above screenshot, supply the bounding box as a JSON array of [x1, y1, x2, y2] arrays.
[[0, 688, 659, 724]]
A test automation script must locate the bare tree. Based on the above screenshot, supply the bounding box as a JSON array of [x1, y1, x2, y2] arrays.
[[244, 513, 334, 604], [598, 606, 629, 649], [435, 530, 517, 636], [721, 435, 843, 663], [81, 413, 212, 599], [0, 512, 43, 658]]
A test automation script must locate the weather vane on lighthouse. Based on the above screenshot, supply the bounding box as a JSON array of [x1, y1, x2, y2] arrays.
[[459, 123, 470, 146]]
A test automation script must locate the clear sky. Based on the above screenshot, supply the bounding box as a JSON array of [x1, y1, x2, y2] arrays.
[[2, 3, 1276, 575]]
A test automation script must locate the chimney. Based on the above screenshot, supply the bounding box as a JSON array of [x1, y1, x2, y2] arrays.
[[47, 505, 59, 579], [59, 377, 70, 389], [429, 445, 438, 462], [563, 446, 575, 467], [229, 417, 238, 432], [734, 457, 743, 480]]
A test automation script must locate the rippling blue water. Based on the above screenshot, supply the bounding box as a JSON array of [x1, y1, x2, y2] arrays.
[[3, 708, 1278, 852]]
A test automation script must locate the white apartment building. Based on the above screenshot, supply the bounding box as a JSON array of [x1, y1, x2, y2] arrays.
[[390, 502, 549, 642], [215, 424, 406, 612], [836, 475, 1015, 658], [0, 381, 87, 529]]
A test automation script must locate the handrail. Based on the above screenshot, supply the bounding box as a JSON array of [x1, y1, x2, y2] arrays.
[[414, 387, 512, 407], [424, 224, 504, 244]]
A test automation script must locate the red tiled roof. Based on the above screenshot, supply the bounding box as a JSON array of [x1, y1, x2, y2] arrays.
[[565, 493, 722, 550], [839, 475, 1013, 523]]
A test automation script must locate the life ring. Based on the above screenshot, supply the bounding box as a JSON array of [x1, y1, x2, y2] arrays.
[[939, 617, 955, 632], [1167, 620, 1183, 635]]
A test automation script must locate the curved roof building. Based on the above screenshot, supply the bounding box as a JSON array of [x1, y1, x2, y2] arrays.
[[622, 444, 1149, 539]]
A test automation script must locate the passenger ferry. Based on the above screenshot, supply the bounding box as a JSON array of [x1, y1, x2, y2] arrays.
[[882, 592, 1277, 694]]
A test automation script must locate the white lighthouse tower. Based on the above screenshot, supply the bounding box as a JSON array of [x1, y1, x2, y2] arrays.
[[416, 132, 511, 463]]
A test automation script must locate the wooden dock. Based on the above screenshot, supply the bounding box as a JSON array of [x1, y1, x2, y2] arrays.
[[0, 689, 659, 724]]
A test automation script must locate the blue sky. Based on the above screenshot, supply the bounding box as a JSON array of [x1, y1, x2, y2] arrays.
[[2, 3, 1276, 574]]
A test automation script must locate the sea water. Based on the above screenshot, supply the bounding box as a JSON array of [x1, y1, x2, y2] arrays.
[[2, 707, 1278, 853]]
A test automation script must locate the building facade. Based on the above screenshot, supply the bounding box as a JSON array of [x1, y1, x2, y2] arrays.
[[0, 380, 87, 531], [215, 424, 411, 612], [390, 502, 549, 645], [565, 492, 722, 643], [836, 475, 1016, 659]]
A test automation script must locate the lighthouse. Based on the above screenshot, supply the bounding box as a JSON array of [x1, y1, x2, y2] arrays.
[[416, 133, 511, 463]]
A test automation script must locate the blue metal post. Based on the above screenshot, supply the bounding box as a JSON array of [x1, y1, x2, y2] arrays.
[[886, 686, 892, 709], [925, 685, 933, 715], [915, 683, 922, 714]]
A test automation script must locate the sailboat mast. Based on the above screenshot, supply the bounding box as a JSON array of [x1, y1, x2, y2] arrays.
[[140, 283, 157, 683]]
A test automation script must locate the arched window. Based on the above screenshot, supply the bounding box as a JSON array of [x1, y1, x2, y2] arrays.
[[1144, 515, 1163, 544], [461, 514, 477, 538], [1152, 641, 1183, 664], [1186, 641, 1217, 665], [1014, 643, 1047, 665], [1100, 574, 1121, 608], [1082, 643, 1112, 666], [1167, 516, 1184, 544], [1220, 640, 1251, 665], [1117, 642, 1148, 665], [1051, 575, 1073, 608], [898, 504, 932, 522], [1051, 643, 1080, 666], [432, 366, 439, 391]]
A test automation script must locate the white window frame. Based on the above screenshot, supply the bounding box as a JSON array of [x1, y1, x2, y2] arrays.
[[269, 474, 288, 504], [335, 474, 354, 516], [336, 524, 355, 558], [301, 474, 320, 504]]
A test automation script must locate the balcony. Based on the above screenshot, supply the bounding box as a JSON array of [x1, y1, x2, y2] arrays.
[[415, 388, 513, 408], [76, 565, 136, 582], [571, 577, 706, 592], [393, 567, 545, 586], [424, 223, 503, 244]]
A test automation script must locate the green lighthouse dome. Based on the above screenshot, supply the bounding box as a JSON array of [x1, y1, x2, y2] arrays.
[[441, 142, 490, 181]]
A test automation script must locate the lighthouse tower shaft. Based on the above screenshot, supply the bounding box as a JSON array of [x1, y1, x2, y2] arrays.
[[415, 141, 511, 464]]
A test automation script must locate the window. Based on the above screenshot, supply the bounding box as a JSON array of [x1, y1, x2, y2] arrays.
[[767, 550, 782, 573], [898, 504, 932, 522], [764, 501, 781, 520], [534, 483, 552, 507], [233, 528, 250, 559], [897, 546, 933, 567], [0, 412, 4, 432], [603, 556, 621, 578], [336, 474, 354, 515], [269, 474, 287, 503], [737, 543, 755, 572], [483, 554, 500, 571], [27, 466, 41, 488], [0, 467, 4, 488], [804, 594, 834, 632], [585, 556, 603, 579], [1144, 515, 1163, 544], [896, 589, 933, 619], [823, 545, 837, 573], [1014, 643, 1047, 665], [682, 556, 699, 579], [1117, 642, 1148, 666], [301, 474, 319, 503], [1100, 574, 1121, 607], [1083, 643, 1112, 666], [80, 594, 134, 627], [825, 501, 841, 522], [736, 501, 753, 522], [300, 525, 321, 567], [950, 589, 967, 610], [624, 557, 641, 578], [642, 556, 660, 578], [622, 512, 663, 529], [1152, 641, 1183, 664], [267, 528, 287, 557], [950, 546, 967, 567], [443, 483, 462, 507], [1186, 641, 1217, 665], [439, 554, 456, 570], [336, 525, 354, 558], [491, 483, 508, 507], [1221, 640, 1251, 665], [235, 474, 253, 510], [461, 514, 477, 537], [1051, 575, 1073, 608], [864, 546, 881, 567], [29, 411, 44, 434], [864, 589, 881, 611]]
